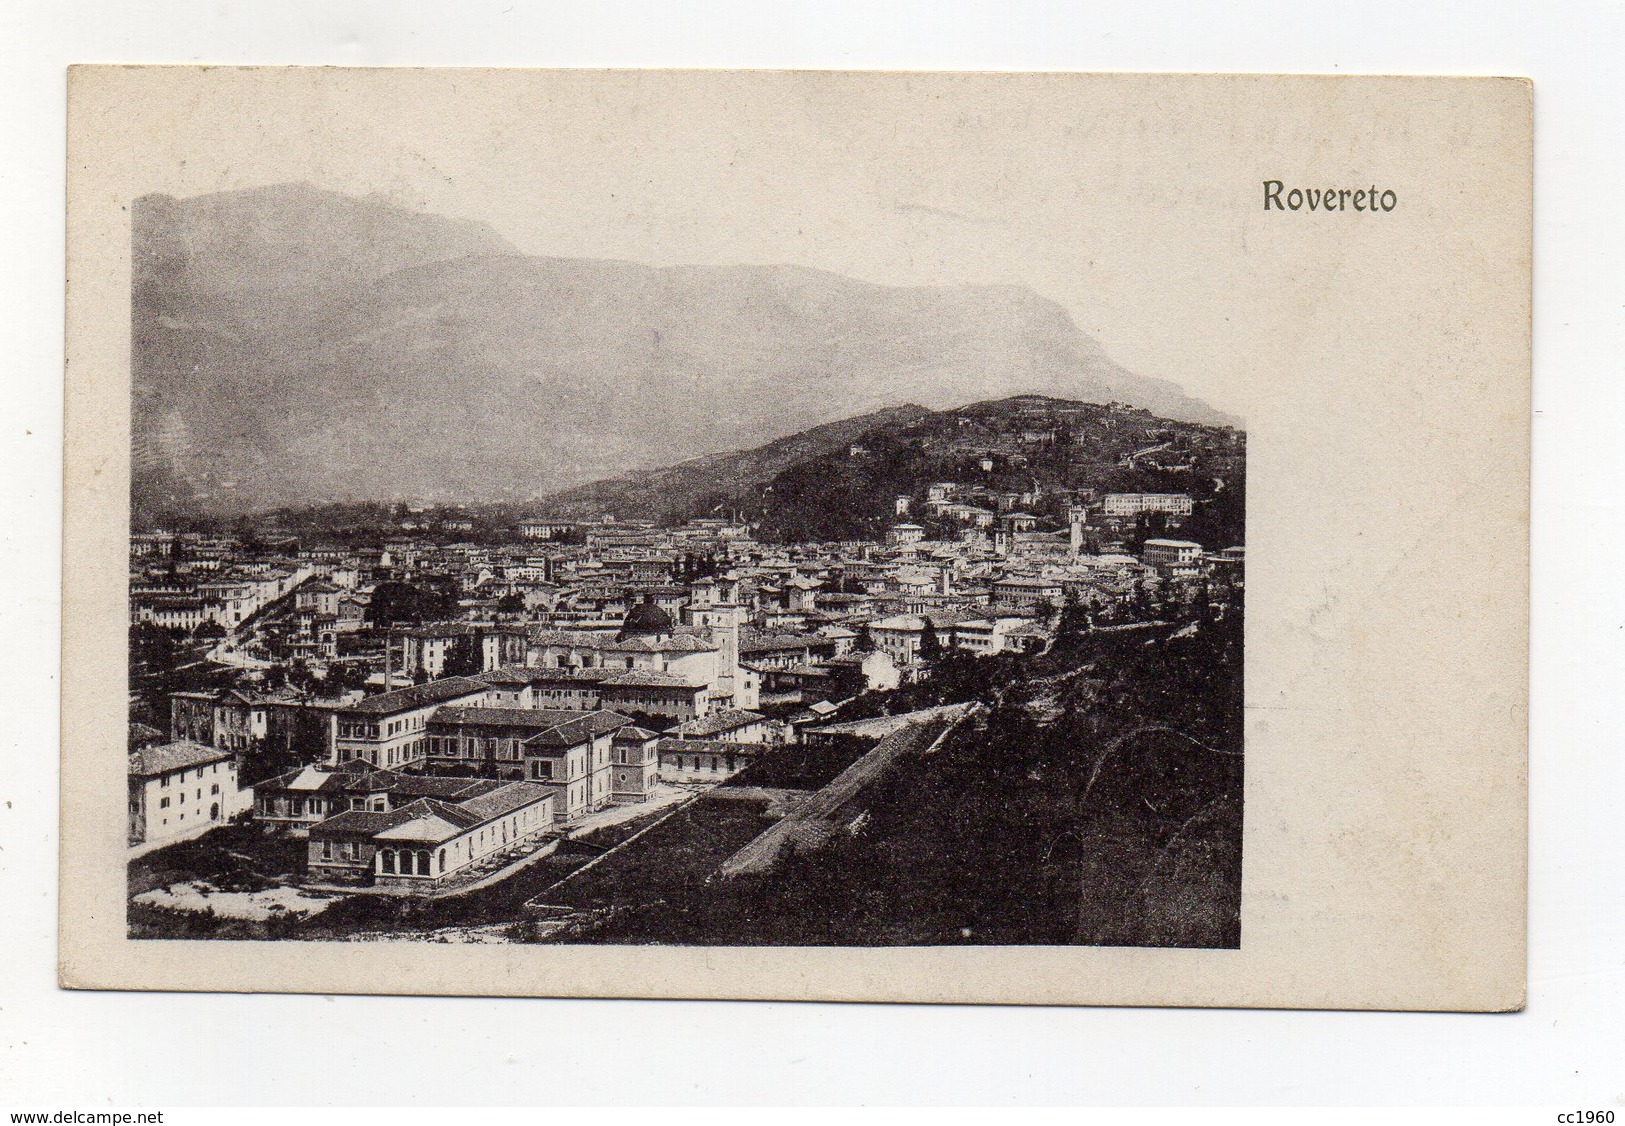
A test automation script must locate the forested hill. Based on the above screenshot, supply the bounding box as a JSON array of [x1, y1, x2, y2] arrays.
[[541, 394, 1245, 546], [535, 404, 932, 523]]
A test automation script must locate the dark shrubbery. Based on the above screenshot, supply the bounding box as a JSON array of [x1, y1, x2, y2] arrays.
[[569, 608, 1244, 948]]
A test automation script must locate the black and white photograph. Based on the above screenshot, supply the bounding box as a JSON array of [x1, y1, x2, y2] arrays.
[[57, 67, 1528, 1012], [13, 0, 1625, 1109]]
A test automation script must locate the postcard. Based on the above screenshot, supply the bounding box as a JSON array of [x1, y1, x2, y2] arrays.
[[61, 68, 1529, 1008]]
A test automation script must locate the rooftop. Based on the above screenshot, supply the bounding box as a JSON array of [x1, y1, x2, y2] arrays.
[[521, 710, 634, 750], [431, 706, 601, 730], [672, 709, 770, 739], [655, 737, 771, 757], [341, 677, 489, 716], [129, 740, 232, 779], [601, 669, 708, 690]]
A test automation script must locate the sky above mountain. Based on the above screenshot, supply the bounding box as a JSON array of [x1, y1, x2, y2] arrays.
[[108, 70, 1276, 426], [133, 184, 1235, 517]]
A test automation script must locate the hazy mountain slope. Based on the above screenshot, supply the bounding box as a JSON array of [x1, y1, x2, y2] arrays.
[[537, 404, 934, 521], [132, 184, 1234, 523], [535, 394, 1245, 547]]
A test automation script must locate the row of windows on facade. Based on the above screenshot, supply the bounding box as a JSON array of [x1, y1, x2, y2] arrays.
[[336, 739, 424, 765], [261, 794, 389, 817], [672, 754, 743, 772], [159, 762, 222, 786], [337, 714, 428, 740], [321, 806, 547, 874], [422, 736, 643, 765], [158, 783, 220, 808], [156, 801, 222, 827]]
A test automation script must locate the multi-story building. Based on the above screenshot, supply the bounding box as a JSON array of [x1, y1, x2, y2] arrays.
[[168, 688, 344, 765], [422, 705, 582, 778], [477, 666, 612, 710], [656, 738, 771, 783], [294, 581, 342, 617], [738, 629, 838, 672], [500, 596, 757, 713], [991, 576, 1065, 613], [867, 612, 982, 668], [518, 710, 631, 819], [475, 664, 716, 722], [329, 677, 492, 769], [670, 708, 779, 744], [395, 623, 484, 679], [597, 669, 712, 720], [1100, 492, 1194, 518], [256, 762, 508, 833], [518, 519, 577, 541], [128, 741, 251, 846], [951, 616, 1037, 656], [609, 725, 661, 802], [1142, 539, 1205, 567]]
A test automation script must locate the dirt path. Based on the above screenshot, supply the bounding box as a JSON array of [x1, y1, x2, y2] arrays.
[[718, 708, 975, 877]]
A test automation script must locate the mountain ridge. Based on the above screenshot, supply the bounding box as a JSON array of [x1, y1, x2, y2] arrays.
[[132, 183, 1238, 523]]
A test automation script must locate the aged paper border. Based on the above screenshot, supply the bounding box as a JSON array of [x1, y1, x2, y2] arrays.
[[61, 68, 1529, 1010]]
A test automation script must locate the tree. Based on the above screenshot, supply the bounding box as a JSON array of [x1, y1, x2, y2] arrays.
[[129, 622, 180, 668], [324, 662, 365, 695], [1056, 588, 1092, 647], [371, 581, 452, 627], [919, 618, 943, 663], [442, 636, 482, 678]]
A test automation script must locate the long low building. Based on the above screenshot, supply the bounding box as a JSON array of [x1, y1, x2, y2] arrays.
[[656, 738, 773, 783], [129, 740, 253, 846], [305, 778, 560, 888], [475, 665, 711, 720]]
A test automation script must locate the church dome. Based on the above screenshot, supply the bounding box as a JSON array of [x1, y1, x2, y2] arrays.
[[618, 595, 674, 640]]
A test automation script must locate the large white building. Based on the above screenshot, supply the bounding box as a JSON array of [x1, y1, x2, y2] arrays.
[[1100, 493, 1194, 518], [952, 617, 1038, 656], [1142, 539, 1205, 567], [509, 596, 759, 712]]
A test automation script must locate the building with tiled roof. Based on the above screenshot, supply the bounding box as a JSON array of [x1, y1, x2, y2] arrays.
[[416, 707, 631, 821], [254, 762, 497, 832], [128, 740, 251, 846], [608, 724, 662, 803], [655, 737, 772, 784], [518, 603, 754, 711], [671, 708, 779, 744], [127, 722, 166, 753], [341, 676, 490, 716], [514, 711, 634, 819], [305, 779, 560, 888], [331, 676, 494, 770]]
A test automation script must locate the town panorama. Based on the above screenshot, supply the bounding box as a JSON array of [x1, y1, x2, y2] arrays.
[[128, 391, 1245, 948]]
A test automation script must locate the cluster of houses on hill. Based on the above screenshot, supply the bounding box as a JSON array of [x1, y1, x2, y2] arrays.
[[130, 550, 314, 634]]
